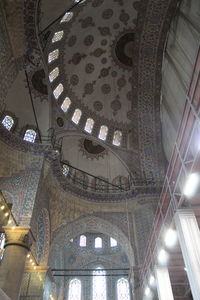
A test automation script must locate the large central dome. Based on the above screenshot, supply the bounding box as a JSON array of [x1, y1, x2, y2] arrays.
[[54, 0, 140, 129]]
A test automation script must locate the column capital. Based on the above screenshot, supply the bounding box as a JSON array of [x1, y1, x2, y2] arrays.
[[3, 226, 34, 250]]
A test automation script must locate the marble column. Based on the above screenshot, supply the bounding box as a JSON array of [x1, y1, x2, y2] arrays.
[[155, 266, 174, 300], [0, 226, 33, 300], [174, 209, 200, 300]]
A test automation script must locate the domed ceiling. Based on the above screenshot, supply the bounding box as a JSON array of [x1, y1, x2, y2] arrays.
[[37, 0, 178, 195], [59, 0, 138, 129], [46, 0, 141, 136]]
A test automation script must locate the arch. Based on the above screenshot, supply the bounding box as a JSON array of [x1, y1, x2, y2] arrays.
[[95, 237, 102, 248], [79, 234, 86, 247], [1, 115, 14, 131], [51, 215, 135, 266], [36, 208, 50, 265], [23, 129, 37, 143], [68, 278, 81, 300], [93, 267, 106, 300], [117, 278, 130, 300]]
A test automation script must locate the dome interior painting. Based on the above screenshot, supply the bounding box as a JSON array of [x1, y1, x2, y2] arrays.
[[0, 0, 199, 299]]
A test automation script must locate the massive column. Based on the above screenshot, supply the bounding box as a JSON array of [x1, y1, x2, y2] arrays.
[[0, 226, 33, 300], [155, 266, 174, 300], [20, 266, 53, 300], [174, 209, 200, 300]]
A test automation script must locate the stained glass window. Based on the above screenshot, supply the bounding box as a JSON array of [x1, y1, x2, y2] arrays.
[[49, 67, 59, 82], [110, 237, 117, 247], [72, 109, 82, 124], [79, 235, 86, 247], [93, 268, 106, 300], [2, 115, 14, 130], [48, 49, 59, 63], [95, 237, 102, 248], [62, 164, 69, 176], [84, 118, 94, 133], [52, 31, 64, 43], [98, 125, 108, 141], [61, 97, 71, 112], [60, 12, 73, 23], [0, 233, 5, 260], [117, 278, 130, 300], [68, 279, 81, 300], [113, 130, 122, 146], [53, 83, 64, 99], [24, 129, 37, 143]]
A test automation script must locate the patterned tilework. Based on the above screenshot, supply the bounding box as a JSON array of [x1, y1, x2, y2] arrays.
[[20, 272, 46, 300], [0, 5, 20, 104], [134, 202, 156, 263], [0, 149, 44, 225], [0, 140, 44, 179]]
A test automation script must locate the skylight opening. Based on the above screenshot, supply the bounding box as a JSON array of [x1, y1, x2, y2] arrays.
[[61, 97, 71, 112], [53, 83, 64, 99], [49, 67, 59, 82], [72, 109, 82, 124], [52, 31, 64, 43], [84, 118, 94, 133], [113, 130, 122, 146], [98, 125, 108, 141], [2, 115, 14, 131], [60, 12, 74, 23], [48, 49, 59, 64]]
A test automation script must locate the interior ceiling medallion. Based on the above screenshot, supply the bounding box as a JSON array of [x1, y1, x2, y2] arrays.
[[114, 32, 134, 68], [79, 138, 107, 160]]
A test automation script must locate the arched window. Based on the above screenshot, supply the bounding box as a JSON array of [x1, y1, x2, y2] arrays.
[[61, 97, 71, 112], [117, 278, 130, 300], [52, 31, 64, 43], [62, 164, 69, 176], [110, 237, 117, 247], [48, 49, 59, 64], [95, 237, 102, 248], [93, 268, 106, 300], [53, 83, 64, 99], [49, 67, 59, 82], [24, 129, 37, 143], [68, 278, 81, 300], [113, 130, 122, 146], [72, 109, 82, 124], [84, 118, 94, 133], [2, 115, 14, 131], [98, 125, 108, 141], [79, 235, 86, 247], [60, 12, 73, 23]]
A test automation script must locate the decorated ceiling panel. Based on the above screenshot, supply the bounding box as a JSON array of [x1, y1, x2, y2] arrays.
[[47, 0, 140, 132]]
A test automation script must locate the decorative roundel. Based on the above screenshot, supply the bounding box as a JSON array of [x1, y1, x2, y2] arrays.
[[114, 32, 135, 68]]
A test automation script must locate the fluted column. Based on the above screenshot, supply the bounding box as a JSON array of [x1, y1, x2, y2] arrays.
[[174, 209, 200, 300], [155, 266, 174, 300], [0, 226, 33, 300]]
